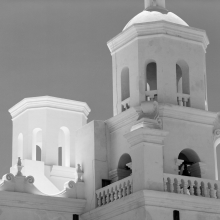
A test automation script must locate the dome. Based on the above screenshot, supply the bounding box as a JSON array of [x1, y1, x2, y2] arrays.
[[123, 6, 188, 31]]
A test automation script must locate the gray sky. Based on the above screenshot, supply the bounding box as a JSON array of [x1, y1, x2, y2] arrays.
[[0, 0, 219, 176]]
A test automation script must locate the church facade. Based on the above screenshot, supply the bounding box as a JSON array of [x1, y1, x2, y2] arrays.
[[0, 0, 220, 219]]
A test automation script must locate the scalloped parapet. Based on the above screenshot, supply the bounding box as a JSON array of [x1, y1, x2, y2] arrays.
[[0, 172, 85, 199]]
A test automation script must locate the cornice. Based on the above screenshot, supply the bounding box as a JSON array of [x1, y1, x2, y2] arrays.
[[105, 107, 142, 133], [0, 191, 86, 214], [107, 21, 209, 54], [8, 96, 91, 119], [159, 104, 217, 126], [82, 190, 220, 220]]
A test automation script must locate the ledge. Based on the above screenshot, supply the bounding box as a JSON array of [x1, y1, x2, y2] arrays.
[[107, 21, 209, 54], [8, 96, 91, 119], [0, 190, 86, 214]]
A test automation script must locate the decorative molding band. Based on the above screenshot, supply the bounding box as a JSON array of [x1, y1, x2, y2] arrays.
[[159, 104, 217, 126], [107, 21, 209, 54], [8, 96, 91, 119], [105, 107, 142, 133]]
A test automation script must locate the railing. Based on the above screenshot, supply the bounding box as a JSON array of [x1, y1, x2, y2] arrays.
[[121, 97, 130, 111], [164, 173, 220, 199], [177, 93, 190, 107], [145, 90, 157, 101], [96, 176, 133, 207]]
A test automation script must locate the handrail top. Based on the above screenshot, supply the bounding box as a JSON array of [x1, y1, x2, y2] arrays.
[[96, 176, 132, 194], [164, 173, 220, 184]]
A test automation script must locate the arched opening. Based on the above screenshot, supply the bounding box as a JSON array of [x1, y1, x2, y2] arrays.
[[146, 62, 157, 91], [58, 127, 70, 167], [32, 128, 42, 161], [117, 153, 132, 180], [17, 133, 23, 159], [178, 149, 200, 177], [36, 145, 41, 161], [121, 67, 130, 101], [58, 146, 62, 166], [121, 67, 130, 112], [176, 61, 189, 94], [146, 62, 157, 101]]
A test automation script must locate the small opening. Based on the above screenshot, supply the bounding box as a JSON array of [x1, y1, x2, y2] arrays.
[[36, 145, 41, 161], [121, 67, 130, 101], [102, 179, 111, 187], [146, 62, 157, 91], [58, 146, 62, 166], [178, 149, 201, 177], [173, 210, 180, 220], [73, 214, 79, 220]]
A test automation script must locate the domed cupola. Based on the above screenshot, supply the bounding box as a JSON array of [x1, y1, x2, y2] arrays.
[[108, 0, 209, 116], [123, 4, 188, 31]]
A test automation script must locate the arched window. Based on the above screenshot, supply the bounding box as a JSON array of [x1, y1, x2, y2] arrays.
[[146, 62, 157, 91], [32, 128, 42, 161], [58, 146, 62, 166], [58, 127, 70, 167], [178, 149, 200, 177], [117, 153, 132, 180], [17, 133, 23, 159], [121, 67, 130, 101], [176, 61, 190, 94]]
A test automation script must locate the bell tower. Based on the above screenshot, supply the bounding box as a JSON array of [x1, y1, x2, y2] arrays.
[[108, 0, 209, 116]]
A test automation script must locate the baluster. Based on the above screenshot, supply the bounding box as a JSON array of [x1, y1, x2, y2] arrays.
[[97, 192, 101, 207], [196, 181, 201, 196], [209, 183, 215, 198], [122, 182, 126, 197], [189, 181, 194, 195], [110, 188, 114, 202], [168, 178, 174, 193], [102, 191, 106, 205], [215, 184, 220, 199], [164, 178, 168, 192], [178, 97, 183, 106], [106, 189, 110, 204], [127, 181, 131, 195], [130, 180, 133, 194], [181, 180, 188, 194], [183, 97, 188, 107], [118, 184, 122, 199], [114, 186, 118, 200]]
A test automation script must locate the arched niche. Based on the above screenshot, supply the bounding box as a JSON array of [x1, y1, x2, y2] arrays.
[[117, 153, 132, 180], [32, 128, 42, 161], [121, 67, 130, 101], [178, 148, 201, 177], [146, 62, 157, 91], [17, 133, 23, 159], [58, 126, 70, 167], [176, 60, 189, 94]]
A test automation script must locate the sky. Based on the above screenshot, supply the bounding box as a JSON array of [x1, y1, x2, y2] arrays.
[[0, 0, 219, 177]]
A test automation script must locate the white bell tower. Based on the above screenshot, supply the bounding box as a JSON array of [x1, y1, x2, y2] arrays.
[[108, 0, 209, 116]]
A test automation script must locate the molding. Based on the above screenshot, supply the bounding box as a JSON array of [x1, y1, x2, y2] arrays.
[[124, 122, 168, 147], [159, 104, 217, 126], [107, 21, 209, 54], [82, 190, 220, 220], [8, 96, 91, 119], [105, 107, 142, 133], [0, 191, 86, 214]]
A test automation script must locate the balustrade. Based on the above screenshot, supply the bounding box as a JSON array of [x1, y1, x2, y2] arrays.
[[177, 93, 190, 107], [145, 90, 157, 101], [164, 173, 220, 199], [121, 97, 130, 111], [96, 176, 132, 207]]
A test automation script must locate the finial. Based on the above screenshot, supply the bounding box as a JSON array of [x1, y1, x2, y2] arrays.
[[145, 0, 165, 8], [16, 157, 23, 177]]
